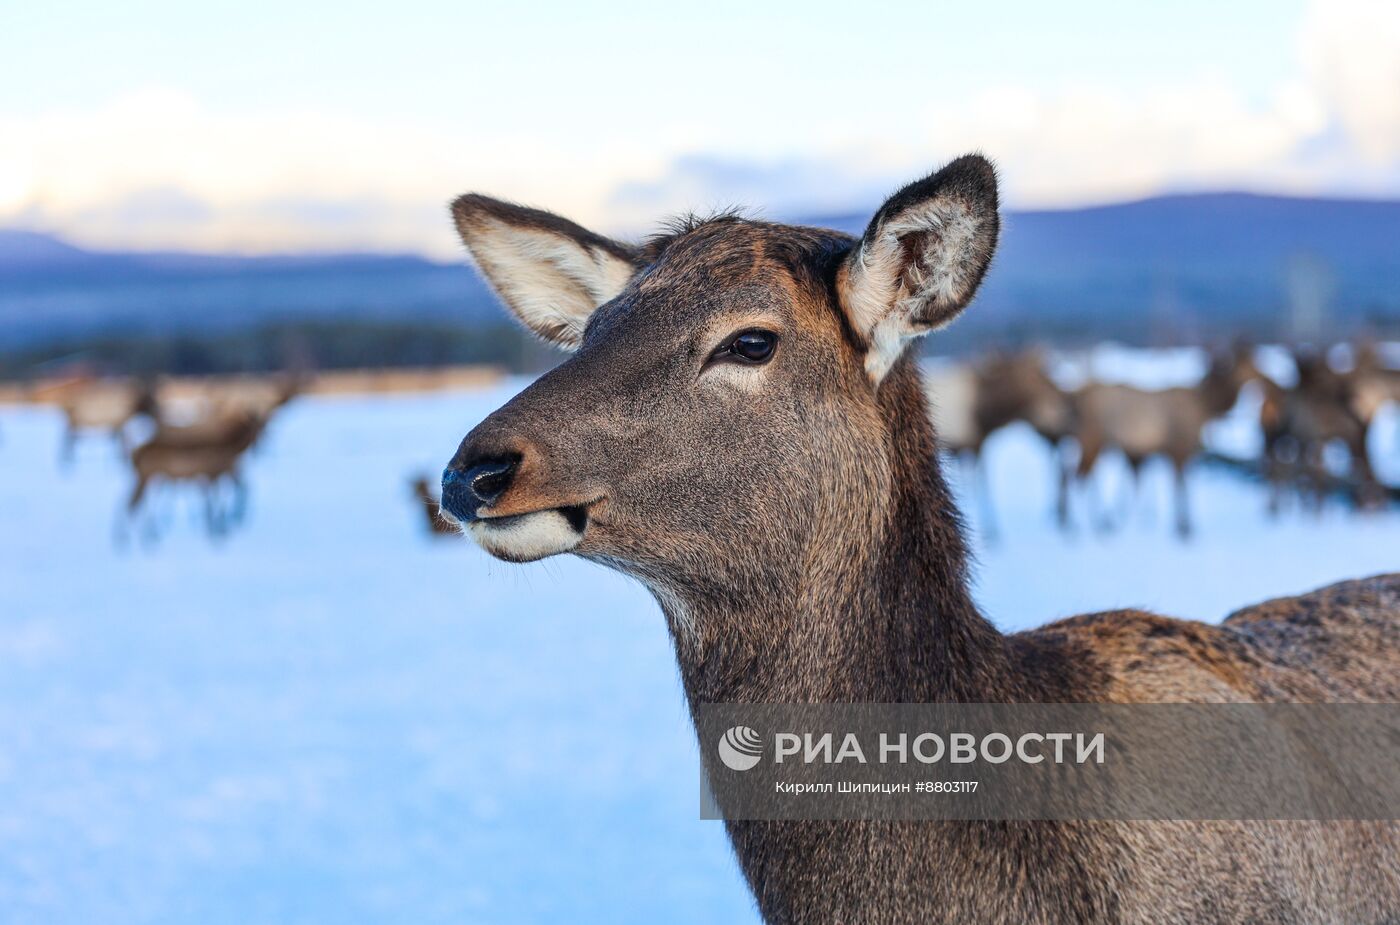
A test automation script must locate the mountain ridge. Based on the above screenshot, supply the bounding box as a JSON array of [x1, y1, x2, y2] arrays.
[[4, 191, 1398, 353]]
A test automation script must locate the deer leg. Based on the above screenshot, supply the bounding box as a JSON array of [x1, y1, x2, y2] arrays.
[[1052, 440, 1074, 533], [1276, 435, 1305, 517], [1055, 452, 1071, 532], [1263, 435, 1283, 518], [60, 426, 77, 468], [228, 470, 249, 526], [114, 473, 147, 549], [217, 476, 235, 534], [203, 480, 226, 539], [967, 447, 999, 544], [125, 473, 161, 546], [126, 475, 147, 517], [1349, 430, 1381, 510], [1135, 457, 1157, 527], [164, 482, 182, 534], [146, 486, 167, 546], [1079, 476, 1112, 534], [1084, 464, 1115, 534], [1303, 442, 1326, 514], [1117, 455, 1145, 526], [1172, 460, 1192, 540], [209, 476, 236, 538], [1073, 434, 1113, 533]]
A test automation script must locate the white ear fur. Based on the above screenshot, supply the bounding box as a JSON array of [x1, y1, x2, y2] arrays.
[[839, 155, 1000, 383], [452, 195, 639, 350]]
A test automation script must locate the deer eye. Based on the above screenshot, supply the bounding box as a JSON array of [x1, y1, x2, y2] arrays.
[[710, 329, 778, 366]]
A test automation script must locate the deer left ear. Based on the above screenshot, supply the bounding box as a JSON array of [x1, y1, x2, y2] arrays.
[[838, 155, 1000, 383]]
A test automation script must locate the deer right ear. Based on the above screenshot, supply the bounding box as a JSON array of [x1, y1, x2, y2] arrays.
[[837, 155, 1000, 383], [451, 195, 641, 350]]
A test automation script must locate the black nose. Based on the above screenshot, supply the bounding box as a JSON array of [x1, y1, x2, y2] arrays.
[[441, 459, 517, 521]]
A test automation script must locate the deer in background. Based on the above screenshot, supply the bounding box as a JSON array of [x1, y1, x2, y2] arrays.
[[54, 376, 159, 464], [198, 373, 304, 422], [436, 156, 1399, 925], [1065, 343, 1259, 537], [1260, 348, 1383, 512], [410, 475, 457, 537], [1353, 340, 1400, 423], [163, 373, 304, 441], [1351, 340, 1400, 459], [120, 408, 270, 542], [925, 348, 1072, 539]]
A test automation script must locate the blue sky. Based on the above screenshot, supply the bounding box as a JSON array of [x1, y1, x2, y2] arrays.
[[3, 0, 1397, 255]]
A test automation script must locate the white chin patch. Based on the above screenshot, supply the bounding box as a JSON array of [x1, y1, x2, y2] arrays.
[[468, 510, 582, 562]]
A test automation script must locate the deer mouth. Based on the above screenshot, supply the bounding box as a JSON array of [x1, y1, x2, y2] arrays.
[[463, 502, 594, 563]]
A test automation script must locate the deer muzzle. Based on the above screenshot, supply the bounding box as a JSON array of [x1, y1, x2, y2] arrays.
[[442, 442, 596, 563]]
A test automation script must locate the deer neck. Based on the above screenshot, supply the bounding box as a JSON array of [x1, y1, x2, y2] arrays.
[[1198, 367, 1243, 417], [643, 360, 1100, 922], [655, 358, 1014, 708]]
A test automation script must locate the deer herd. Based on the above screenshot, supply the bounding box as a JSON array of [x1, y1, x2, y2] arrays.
[[45, 373, 300, 542], [32, 311, 1400, 552], [931, 337, 1394, 539]]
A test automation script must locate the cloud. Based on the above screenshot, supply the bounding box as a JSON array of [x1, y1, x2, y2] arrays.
[[606, 154, 906, 226], [1, 0, 1397, 256], [1300, 0, 1400, 165], [0, 87, 658, 257], [913, 79, 1324, 207], [619, 0, 1400, 220], [600, 81, 1375, 231]]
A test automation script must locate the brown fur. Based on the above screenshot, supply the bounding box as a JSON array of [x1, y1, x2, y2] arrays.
[[1067, 347, 1259, 537], [443, 157, 1400, 924]]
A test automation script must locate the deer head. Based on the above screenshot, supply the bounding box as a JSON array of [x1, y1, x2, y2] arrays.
[[441, 156, 999, 643]]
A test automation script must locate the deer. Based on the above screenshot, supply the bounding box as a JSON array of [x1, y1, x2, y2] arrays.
[[1353, 341, 1400, 420], [54, 376, 160, 464], [1064, 344, 1260, 538], [1350, 340, 1400, 460], [1259, 349, 1383, 512], [925, 349, 1073, 539], [200, 373, 304, 421], [120, 408, 269, 541], [410, 475, 458, 537], [437, 156, 1400, 925]]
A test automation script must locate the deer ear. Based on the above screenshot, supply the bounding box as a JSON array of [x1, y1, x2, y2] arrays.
[[838, 155, 1000, 382], [451, 195, 641, 350]]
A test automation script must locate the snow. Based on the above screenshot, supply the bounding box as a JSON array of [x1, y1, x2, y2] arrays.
[[1, 360, 1397, 924]]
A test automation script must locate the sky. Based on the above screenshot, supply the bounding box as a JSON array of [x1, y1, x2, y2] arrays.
[[2, 0, 1398, 257]]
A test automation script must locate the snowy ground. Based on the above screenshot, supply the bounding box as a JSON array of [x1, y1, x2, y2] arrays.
[[1, 354, 1398, 925]]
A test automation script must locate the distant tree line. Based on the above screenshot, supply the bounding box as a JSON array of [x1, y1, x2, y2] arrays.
[[0, 320, 562, 380], [3, 309, 1395, 382]]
